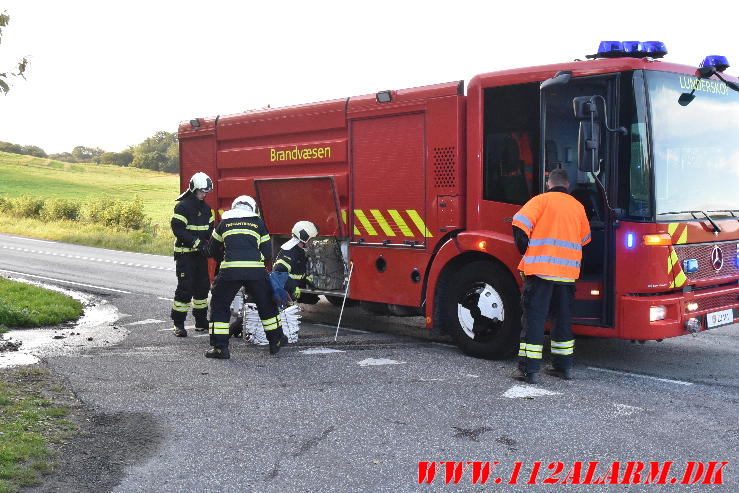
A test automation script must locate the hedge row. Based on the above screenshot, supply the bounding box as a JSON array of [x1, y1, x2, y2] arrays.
[[0, 195, 149, 230]]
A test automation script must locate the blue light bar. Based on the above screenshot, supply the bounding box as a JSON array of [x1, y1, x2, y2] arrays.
[[598, 41, 624, 57], [642, 41, 668, 58], [700, 55, 730, 72], [626, 233, 635, 248], [623, 41, 644, 54]]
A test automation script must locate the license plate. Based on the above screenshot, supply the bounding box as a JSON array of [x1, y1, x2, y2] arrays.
[[706, 309, 734, 328]]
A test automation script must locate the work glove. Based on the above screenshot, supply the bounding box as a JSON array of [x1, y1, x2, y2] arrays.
[[292, 287, 301, 301], [269, 271, 290, 306]]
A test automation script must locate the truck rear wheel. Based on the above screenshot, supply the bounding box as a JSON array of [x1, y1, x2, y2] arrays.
[[436, 260, 520, 359]]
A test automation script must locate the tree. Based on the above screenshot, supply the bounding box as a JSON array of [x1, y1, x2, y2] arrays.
[[130, 131, 179, 173], [0, 11, 29, 95], [71, 145, 104, 163], [21, 145, 47, 158], [99, 150, 133, 166]]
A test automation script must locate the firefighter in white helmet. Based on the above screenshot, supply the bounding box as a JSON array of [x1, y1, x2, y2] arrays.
[[270, 220, 319, 306], [205, 195, 287, 359], [170, 172, 215, 337]]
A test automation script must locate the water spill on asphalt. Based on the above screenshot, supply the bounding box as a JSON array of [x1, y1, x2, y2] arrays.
[[0, 277, 127, 368]]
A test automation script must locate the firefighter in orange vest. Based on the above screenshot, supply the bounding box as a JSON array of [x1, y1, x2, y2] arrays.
[[511, 169, 591, 384]]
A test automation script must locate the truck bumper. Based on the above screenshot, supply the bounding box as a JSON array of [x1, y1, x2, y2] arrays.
[[619, 283, 739, 340]]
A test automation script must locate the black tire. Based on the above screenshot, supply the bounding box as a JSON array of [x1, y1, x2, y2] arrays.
[[436, 260, 521, 359], [325, 295, 358, 309]]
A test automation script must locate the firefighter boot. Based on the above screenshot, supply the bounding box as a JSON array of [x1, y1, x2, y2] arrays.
[[205, 347, 230, 359], [194, 319, 208, 332], [266, 327, 288, 355], [515, 365, 539, 384], [173, 325, 187, 337], [546, 366, 572, 380]]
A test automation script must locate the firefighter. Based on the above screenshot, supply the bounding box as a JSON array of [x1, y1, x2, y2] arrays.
[[170, 172, 215, 337], [228, 220, 319, 339], [270, 220, 319, 306], [511, 169, 591, 384], [205, 195, 287, 359]]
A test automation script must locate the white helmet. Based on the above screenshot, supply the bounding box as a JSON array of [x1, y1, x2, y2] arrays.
[[293, 220, 318, 242], [231, 195, 258, 216], [282, 221, 319, 250], [177, 172, 213, 200]]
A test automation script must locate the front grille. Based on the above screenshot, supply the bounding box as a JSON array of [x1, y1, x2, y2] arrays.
[[675, 241, 738, 282], [695, 292, 739, 312]]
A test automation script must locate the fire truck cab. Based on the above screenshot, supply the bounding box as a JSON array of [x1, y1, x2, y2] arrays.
[[179, 41, 739, 359]]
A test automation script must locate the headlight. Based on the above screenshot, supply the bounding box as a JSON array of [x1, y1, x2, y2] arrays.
[[686, 302, 699, 312], [650, 305, 667, 322]]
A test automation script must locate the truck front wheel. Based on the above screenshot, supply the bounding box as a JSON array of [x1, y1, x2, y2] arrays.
[[436, 261, 521, 359]]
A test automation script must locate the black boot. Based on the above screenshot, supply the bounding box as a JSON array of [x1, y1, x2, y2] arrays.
[[194, 316, 208, 332], [265, 328, 288, 355], [205, 347, 230, 359], [173, 325, 187, 337]]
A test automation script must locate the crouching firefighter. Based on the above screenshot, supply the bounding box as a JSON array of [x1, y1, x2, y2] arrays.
[[270, 220, 319, 307], [170, 172, 215, 337], [205, 195, 288, 359]]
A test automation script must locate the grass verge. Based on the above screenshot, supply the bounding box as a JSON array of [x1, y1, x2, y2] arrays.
[[0, 368, 78, 493], [0, 278, 83, 334], [0, 215, 172, 256]]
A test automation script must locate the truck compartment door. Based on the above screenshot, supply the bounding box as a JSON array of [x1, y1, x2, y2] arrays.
[[350, 113, 429, 247], [254, 176, 342, 237]]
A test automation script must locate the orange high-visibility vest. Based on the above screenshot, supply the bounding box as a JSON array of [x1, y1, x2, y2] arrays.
[[512, 191, 591, 282]]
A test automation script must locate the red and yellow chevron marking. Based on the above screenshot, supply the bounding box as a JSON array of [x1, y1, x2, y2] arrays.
[[341, 208, 433, 238], [667, 247, 687, 288], [667, 223, 687, 289], [667, 222, 688, 245]]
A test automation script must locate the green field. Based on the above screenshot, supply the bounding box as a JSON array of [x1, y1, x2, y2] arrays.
[[0, 152, 180, 254], [0, 151, 178, 227]]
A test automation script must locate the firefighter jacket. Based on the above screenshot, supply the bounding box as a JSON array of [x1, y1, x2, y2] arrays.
[[512, 187, 591, 282], [273, 242, 308, 297], [171, 195, 215, 256], [208, 209, 272, 281]]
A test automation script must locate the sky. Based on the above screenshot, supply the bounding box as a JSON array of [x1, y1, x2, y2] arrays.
[[1, 0, 737, 154]]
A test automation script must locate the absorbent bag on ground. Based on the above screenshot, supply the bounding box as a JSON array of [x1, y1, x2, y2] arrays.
[[243, 303, 301, 345]]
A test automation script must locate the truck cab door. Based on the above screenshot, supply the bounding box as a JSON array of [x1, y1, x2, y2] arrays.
[[542, 74, 617, 327]]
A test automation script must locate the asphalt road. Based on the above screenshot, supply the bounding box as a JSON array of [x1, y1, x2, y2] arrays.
[[1, 232, 738, 492]]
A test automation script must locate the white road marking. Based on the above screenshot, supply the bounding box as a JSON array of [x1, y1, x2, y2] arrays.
[[0, 269, 131, 294], [462, 373, 480, 378], [158, 297, 174, 301], [7, 235, 56, 244], [300, 347, 345, 354], [613, 403, 644, 416], [588, 366, 694, 386], [314, 323, 370, 334], [0, 245, 174, 271], [503, 385, 561, 399], [125, 319, 166, 326], [358, 358, 405, 367]]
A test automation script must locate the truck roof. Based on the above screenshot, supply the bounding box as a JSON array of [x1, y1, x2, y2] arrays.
[[179, 57, 738, 137]]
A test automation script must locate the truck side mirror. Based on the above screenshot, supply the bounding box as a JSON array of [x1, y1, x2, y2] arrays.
[[573, 96, 600, 120], [578, 121, 601, 173]]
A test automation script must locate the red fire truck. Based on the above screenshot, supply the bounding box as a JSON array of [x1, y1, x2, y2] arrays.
[[178, 41, 739, 359]]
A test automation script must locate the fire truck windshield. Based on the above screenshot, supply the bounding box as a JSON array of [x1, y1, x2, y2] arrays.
[[646, 70, 739, 217]]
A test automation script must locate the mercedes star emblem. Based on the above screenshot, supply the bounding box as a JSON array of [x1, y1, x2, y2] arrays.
[[710, 245, 724, 271]]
